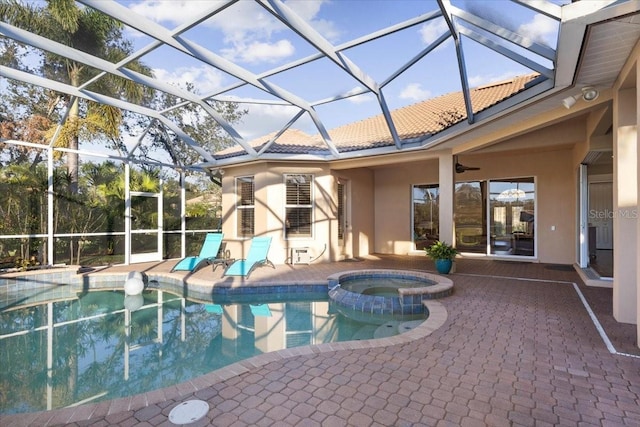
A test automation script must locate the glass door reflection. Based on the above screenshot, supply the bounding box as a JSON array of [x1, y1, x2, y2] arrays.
[[455, 181, 486, 253], [489, 179, 535, 256]]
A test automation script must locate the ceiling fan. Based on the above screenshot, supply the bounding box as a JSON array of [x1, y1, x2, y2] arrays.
[[454, 155, 480, 173]]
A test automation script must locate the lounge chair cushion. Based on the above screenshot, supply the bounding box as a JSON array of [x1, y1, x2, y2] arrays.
[[224, 236, 274, 277], [171, 233, 224, 272]]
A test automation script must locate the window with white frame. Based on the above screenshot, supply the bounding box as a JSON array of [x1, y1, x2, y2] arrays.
[[236, 176, 254, 237], [285, 174, 313, 238]]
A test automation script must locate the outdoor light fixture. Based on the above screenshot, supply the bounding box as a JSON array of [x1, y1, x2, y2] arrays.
[[581, 86, 599, 101], [562, 95, 577, 109], [562, 86, 600, 109]]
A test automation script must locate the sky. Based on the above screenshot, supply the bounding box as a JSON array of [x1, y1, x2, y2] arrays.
[[112, 0, 565, 143]]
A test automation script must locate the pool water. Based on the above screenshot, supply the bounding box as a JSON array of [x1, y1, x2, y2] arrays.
[[0, 288, 425, 414]]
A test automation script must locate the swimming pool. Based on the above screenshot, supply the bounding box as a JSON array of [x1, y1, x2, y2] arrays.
[[0, 281, 427, 414]]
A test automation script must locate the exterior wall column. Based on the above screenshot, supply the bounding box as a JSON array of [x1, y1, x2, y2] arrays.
[[438, 151, 455, 246], [613, 85, 638, 327]]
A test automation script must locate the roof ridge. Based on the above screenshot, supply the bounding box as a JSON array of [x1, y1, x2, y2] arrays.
[[221, 73, 540, 158], [475, 73, 539, 90]]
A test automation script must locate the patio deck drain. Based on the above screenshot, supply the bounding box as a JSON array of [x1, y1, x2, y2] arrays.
[[168, 400, 209, 425]]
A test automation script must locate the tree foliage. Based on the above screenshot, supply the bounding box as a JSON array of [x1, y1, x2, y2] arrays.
[[1, 0, 246, 187], [141, 81, 247, 170], [1, 1, 237, 265], [0, 0, 155, 191]]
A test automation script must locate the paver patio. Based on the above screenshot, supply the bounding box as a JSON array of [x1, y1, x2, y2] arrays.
[[1, 255, 639, 426]]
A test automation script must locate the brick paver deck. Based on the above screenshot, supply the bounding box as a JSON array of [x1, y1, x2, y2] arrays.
[[2, 255, 639, 426]]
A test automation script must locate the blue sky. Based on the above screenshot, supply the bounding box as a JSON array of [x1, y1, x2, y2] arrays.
[[117, 0, 563, 142]]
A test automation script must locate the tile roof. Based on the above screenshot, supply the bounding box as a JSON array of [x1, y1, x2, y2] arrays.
[[215, 128, 328, 159], [216, 74, 539, 159]]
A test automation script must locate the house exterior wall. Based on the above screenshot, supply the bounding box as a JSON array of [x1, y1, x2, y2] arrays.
[[374, 159, 439, 255], [459, 148, 577, 264], [613, 61, 639, 326], [332, 168, 375, 259], [369, 148, 576, 264], [610, 36, 640, 344], [220, 162, 336, 264], [220, 144, 577, 266]]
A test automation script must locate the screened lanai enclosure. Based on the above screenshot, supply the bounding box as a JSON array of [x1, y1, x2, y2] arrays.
[[0, 0, 614, 268], [0, 152, 219, 268]]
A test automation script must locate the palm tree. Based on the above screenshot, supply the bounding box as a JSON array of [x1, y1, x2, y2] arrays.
[[81, 161, 124, 256], [0, 0, 154, 193], [0, 162, 48, 262]]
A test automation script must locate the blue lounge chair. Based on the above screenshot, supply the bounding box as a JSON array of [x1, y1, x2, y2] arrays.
[[171, 233, 224, 272], [223, 236, 275, 278], [250, 304, 272, 317]]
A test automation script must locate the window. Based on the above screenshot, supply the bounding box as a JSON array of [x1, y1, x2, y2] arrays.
[[412, 184, 439, 250], [285, 174, 313, 238], [236, 176, 254, 237]]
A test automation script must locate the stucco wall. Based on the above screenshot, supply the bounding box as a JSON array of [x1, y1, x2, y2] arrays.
[[220, 145, 577, 266], [374, 159, 440, 255], [333, 168, 375, 259], [370, 148, 576, 264], [221, 162, 334, 264], [467, 148, 577, 264]]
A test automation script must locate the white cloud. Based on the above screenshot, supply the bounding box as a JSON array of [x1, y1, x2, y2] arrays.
[[518, 14, 557, 47], [128, 1, 287, 64], [399, 83, 431, 101], [286, 0, 341, 43], [235, 103, 314, 141], [128, 1, 220, 27], [285, 0, 323, 21], [419, 19, 450, 45], [215, 2, 283, 44], [343, 87, 373, 104], [221, 39, 295, 64], [127, 0, 339, 65], [153, 66, 225, 94]]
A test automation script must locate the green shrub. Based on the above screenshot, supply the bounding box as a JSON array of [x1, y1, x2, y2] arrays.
[[425, 240, 458, 260]]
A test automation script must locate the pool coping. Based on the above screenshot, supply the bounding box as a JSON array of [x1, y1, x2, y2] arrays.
[[0, 268, 450, 425]]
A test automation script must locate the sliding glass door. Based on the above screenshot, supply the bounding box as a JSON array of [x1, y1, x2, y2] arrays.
[[452, 178, 535, 257], [489, 178, 535, 256], [412, 184, 439, 250], [455, 182, 486, 253]]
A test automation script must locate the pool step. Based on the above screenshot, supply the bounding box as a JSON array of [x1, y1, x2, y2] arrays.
[[351, 325, 378, 340], [373, 321, 402, 339]]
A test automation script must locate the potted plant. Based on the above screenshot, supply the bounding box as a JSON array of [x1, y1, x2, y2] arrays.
[[425, 240, 458, 274]]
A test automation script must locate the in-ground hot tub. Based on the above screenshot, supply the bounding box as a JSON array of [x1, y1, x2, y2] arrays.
[[327, 269, 453, 316]]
